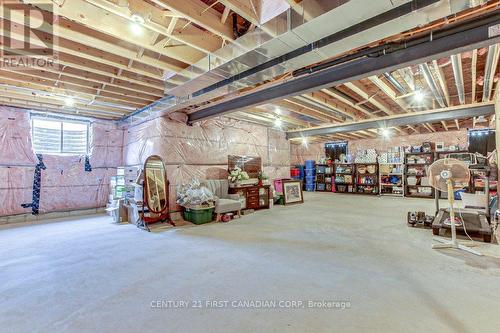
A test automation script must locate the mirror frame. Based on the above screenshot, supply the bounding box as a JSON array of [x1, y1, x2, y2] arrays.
[[143, 155, 169, 215]]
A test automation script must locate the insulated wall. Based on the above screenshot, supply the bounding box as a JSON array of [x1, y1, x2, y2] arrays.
[[123, 116, 290, 212], [0, 106, 123, 217]]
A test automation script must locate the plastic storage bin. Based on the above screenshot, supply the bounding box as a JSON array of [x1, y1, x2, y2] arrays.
[[305, 160, 315, 169], [183, 206, 214, 224], [296, 165, 305, 178], [305, 175, 316, 183], [305, 184, 316, 191], [305, 169, 316, 177]]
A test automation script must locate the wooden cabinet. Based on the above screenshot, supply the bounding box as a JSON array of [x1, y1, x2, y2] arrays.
[[229, 185, 270, 210]]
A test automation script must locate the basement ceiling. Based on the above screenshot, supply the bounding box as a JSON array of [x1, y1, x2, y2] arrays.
[[0, 0, 499, 141]]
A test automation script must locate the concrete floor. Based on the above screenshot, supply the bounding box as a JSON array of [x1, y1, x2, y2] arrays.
[[1, 193, 500, 333]]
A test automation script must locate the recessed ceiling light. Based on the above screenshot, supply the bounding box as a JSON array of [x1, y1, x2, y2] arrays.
[[130, 22, 144, 35], [274, 118, 282, 128], [131, 13, 145, 24], [65, 97, 75, 107], [413, 90, 425, 103]]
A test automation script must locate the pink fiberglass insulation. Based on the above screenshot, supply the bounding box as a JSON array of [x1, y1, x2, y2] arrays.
[[0, 106, 123, 217], [1, 104, 289, 216], [290, 142, 326, 165], [123, 116, 290, 212], [0, 106, 37, 166]]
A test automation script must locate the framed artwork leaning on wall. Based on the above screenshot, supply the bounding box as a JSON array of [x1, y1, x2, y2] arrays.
[[282, 180, 304, 205]]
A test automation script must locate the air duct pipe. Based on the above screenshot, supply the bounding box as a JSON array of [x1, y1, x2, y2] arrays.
[[451, 54, 466, 104], [383, 72, 407, 95], [419, 63, 446, 107], [482, 44, 499, 101]]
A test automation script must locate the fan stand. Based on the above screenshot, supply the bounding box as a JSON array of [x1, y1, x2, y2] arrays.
[[432, 179, 482, 256]]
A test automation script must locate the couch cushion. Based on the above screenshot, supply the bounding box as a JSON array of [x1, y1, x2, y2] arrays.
[[214, 198, 242, 214], [203, 179, 229, 199]]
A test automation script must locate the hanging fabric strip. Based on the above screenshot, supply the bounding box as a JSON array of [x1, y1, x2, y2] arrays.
[[21, 154, 47, 215], [84, 155, 92, 172]]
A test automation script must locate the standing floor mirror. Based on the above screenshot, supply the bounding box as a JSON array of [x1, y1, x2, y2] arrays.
[[139, 155, 174, 231]]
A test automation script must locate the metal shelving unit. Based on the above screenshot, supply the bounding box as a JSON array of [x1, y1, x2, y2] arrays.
[[379, 163, 404, 197]]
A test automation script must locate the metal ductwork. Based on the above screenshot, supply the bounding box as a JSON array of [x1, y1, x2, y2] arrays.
[[451, 54, 466, 104], [482, 44, 500, 101], [383, 72, 407, 94], [419, 63, 446, 107], [123, 0, 474, 123], [295, 95, 352, 120], [187, 14, 500, 123]]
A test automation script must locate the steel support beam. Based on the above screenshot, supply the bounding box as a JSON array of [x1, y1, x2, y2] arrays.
[[286, 103, 494, 139], [188, 15, 500, 124]]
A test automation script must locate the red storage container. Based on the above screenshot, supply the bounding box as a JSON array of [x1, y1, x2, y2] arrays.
[[290, 168, 300, 177]]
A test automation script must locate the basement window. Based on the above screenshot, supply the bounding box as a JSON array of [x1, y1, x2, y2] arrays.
[[32, 118, 89, 155]]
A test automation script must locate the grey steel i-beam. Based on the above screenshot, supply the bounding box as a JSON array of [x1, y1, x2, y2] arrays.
[[286, 104, 494, 139], [188, 16, 500, 124]]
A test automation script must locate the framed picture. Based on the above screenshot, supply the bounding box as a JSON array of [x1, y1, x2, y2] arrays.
[[282, 180, 303, 205]]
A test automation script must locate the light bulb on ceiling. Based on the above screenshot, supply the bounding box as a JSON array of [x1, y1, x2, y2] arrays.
[[302, 137, 308, 146], [130, 22, 144, 35], [131, 13, 145, 24], [65, 97, 75, 107], [413, 90, 425, 103], [381, 128, 391, 138], [274, 118, 282, 128]]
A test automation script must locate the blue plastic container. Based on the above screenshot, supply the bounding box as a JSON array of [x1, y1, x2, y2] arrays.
[[305, 169, 316, 177], [316, 183, 326, 191], [305, 160, 315, 169], [305, 184, 316, 191], [296, 165, 305, 179], [305, 175, 316, 184]]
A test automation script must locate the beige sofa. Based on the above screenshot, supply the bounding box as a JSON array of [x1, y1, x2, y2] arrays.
[[203, 179, 244, 221]]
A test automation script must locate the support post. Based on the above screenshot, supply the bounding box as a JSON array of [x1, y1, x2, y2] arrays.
[[496, 91, 500, 209]]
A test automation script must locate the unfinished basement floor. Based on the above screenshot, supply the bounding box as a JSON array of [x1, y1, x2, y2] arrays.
[[1, 193, 500, 333]]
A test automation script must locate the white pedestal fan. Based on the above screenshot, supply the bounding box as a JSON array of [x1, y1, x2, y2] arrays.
[[428, 158, 482, 256]]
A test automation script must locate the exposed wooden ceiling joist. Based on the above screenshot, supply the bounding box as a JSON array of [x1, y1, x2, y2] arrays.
[[87, 0, 222, 54], [0, 68, 161, 102], [302, 91, 359, 120], [343, 82, 396, 116], [18, 1, 196, 73], [218, 0, 259, 25], [0, 74, 146, 108], [151, 0, 235, 41]]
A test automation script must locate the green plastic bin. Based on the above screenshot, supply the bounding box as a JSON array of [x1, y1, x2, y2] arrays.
[[183, 206, 215, 224]]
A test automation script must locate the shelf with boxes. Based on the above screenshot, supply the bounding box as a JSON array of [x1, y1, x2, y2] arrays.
[[315, 164, 334, 192], [404, 151, 434, 198], [470, 168, 497, 196], [355, 163, 378, 195], [379, 163, 404, 197], [110, 166, 141, 200], [378, 146, 405, 197], [334, 163, 355, 193]]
